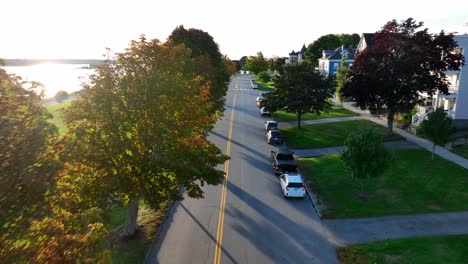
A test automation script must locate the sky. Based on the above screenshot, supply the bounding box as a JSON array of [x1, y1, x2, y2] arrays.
[[1, 0, 467, 60]]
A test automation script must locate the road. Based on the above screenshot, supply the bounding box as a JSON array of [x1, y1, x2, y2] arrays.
[[145, 74, 338, 264]]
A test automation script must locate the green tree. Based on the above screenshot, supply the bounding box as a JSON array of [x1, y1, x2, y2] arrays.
[[239, 56, 248, 70], [306, 34, 360, 67], [246, 52, 269, 75], [344, 18, 464, 135], [63, 36, 228, 237], [335, 58, 349, 105], [421, 108, 455, 160], [0, 69, 58, 261], [257, 71, 271, 83], [264, 63, 335, 128], [341, 128, 392, 194], [169, 25, 230, 115]]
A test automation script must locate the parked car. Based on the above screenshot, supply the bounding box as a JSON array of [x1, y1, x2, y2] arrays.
[[260, 107, 271, 117], [270, 150, 297, 175], [265, 129, 283, 144], [250, 79, 258, 89], [256, 96, 264, 107], [264, 121, 278, 132], [279, 173, 306, 198]]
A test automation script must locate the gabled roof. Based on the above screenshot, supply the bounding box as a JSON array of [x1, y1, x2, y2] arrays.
[[363, 33, 375, 46], [289, 50, 298, 56], [325, 47, 357, 60], [300, 44, 306, 54]]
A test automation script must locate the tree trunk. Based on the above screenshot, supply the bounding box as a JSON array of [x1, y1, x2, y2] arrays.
[[432, 143, 436, 160], [387, 112, 395, 136], [297, 113, 302, 129], [123, 198, 139, 237]]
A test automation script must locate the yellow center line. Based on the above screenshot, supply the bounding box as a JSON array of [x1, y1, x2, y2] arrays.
[[214, 77, 238, 264]]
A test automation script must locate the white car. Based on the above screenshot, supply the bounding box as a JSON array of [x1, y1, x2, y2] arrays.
[[279, 173, 306, 198], [256, 96, 264, 107], [260, 107, 271, 117], [264, 120, 278, 132]]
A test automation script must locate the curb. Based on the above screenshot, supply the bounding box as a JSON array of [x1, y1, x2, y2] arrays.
[[296, 168, 322, 218], [143, 187, 183, 264]]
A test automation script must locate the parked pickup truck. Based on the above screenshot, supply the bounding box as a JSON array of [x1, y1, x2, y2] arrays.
[[270, 150, 297, 175]]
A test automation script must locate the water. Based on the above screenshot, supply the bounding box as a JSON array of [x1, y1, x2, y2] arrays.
[[1, 63, 96, 99]]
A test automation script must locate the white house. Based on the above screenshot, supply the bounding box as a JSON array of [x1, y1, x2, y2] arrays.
[[412, 34, 468, 127]]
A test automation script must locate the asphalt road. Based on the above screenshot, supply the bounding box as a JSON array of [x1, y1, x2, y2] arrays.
[[145, 74, 338, 264]]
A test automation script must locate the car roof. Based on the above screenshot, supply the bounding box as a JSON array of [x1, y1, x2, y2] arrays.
[[284, 174, 303, 182], [265, 120, 277, 124]]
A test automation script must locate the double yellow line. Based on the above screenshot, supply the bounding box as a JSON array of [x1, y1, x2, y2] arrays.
[[213, 78, 238, 264]]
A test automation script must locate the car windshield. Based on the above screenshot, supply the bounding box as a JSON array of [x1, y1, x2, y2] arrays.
[[268, 123, 278, 129], [277, 153, 294, 160], [287, 182, 303, 188]]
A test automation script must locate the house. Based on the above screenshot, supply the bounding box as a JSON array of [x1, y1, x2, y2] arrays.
[[412, 34, 468, 127], [356, 33, 375, 53], [318, 45, 356, 76], [286, 44, 307, 64]]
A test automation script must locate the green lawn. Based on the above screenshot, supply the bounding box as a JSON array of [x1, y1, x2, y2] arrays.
[[452, 145, 468, 159], [298, 148, 468, 218], [255, 80, 275, 91], [337, 235, 468, 264], [281, 119, 403, 149], [109, 201, 170, 264], [273, 106, 358, 122], [46, 100, 71, 134]]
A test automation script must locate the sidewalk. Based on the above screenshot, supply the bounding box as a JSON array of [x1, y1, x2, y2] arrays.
[[278, 116, 364, 128], [292, 140, 419, 158], [324, 211, 468, 246], [339, 101, 468, 169]]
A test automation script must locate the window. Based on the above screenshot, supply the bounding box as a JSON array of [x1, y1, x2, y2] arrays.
[[287, 182, 303, 188], [334, 63, 339, 70]]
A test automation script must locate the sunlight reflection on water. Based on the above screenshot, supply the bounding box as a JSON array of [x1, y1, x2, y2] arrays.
[[1, 63, 95, 99]]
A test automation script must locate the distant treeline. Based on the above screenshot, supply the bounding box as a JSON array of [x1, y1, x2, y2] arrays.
[[1, 59, 114, 66]]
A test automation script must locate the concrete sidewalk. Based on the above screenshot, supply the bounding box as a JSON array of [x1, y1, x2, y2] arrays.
[[292, 140, 419, 158], [324, 211, 468, 246], [339, 101, 468, 169]]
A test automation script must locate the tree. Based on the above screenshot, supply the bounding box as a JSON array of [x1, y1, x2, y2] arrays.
[[63, 36, 228, 237], [245, 52, 269, 75], [335, 58, 349, 105], [239, 56, 248, 70], [305, 34, 360, 67], [421, 108, 455, 160], [169, 25, 230, 115], [263, 63, 335, 128], [344, 18, 464, 135], [0, 68, 58, 261], [341, 128, 392, 195], [223, 55, 238, 74], [257, 71, 271, 83]]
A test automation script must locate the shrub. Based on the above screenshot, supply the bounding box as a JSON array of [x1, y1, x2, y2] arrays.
[[257, 71, 271, 83]]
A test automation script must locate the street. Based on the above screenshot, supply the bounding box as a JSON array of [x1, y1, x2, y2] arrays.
[[145, 74, 338, 264]]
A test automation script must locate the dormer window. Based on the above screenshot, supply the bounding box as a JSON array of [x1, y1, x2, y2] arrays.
[[341, 50, 348, 59]]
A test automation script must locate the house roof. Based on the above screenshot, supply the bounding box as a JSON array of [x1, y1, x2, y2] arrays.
[[326, 47, 357, 60], [300, 44, 306, 54], [289, 50, 298, 55], [363, 33, 375, 46]]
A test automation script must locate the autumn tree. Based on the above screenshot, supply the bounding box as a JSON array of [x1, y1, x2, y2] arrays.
[[246, 52, 269, 75], [169, 26, 230, 114], [223, 55, 238, 74], [263, 63, 335, 128], [0, 68, 58, 261], [335, 58, 349, 105], [306, 33, 360, 67], [421, 108, 455, 160], [62, 36, 228, 237], [343, 18, 464, 135]]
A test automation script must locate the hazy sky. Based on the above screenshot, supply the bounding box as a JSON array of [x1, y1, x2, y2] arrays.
[[1, 0, 467, 60]]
